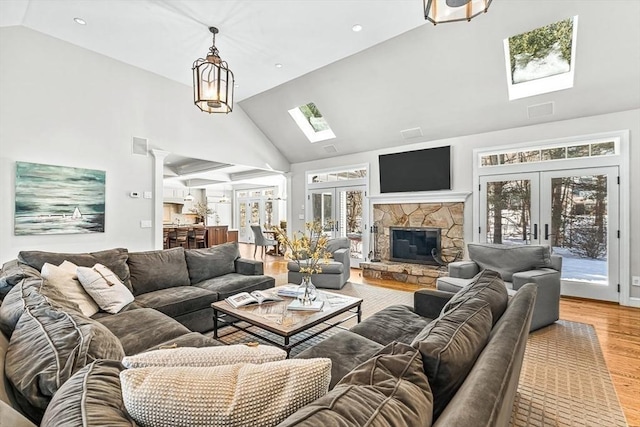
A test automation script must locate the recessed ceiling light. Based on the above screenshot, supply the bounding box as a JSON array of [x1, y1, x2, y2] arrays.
[[352, 24, 363, 32], [73, 17, 86, 25], [275, 63, 283, 68]]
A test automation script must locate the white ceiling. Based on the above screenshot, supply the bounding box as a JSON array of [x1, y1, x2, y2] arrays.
[[1, 1, 639, 165]]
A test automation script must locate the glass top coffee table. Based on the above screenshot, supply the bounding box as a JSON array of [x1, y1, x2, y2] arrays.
[[211, 286, 363, 356]]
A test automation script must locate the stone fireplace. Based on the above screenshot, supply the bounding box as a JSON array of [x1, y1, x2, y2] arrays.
[[361, 200, 465, 286]]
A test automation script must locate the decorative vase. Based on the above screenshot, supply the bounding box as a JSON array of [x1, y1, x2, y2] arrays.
[[297, 275, 317, 305]]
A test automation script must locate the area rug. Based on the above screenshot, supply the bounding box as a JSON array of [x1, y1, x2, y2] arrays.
[[510, 320, 628, 427], [210, 282, 627, 426]]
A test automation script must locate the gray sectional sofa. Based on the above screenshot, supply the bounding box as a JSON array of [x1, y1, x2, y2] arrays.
[[0, 242, 274, 424], [0, 246, 536, 427]]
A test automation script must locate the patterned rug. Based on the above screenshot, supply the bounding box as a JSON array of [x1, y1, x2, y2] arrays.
[[210, 282, 627, 426]]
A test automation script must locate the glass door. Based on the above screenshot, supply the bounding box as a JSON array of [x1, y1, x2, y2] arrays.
[[540, 167, 619, 301], [480, 173, 540, 245], [308, 186, 366, 266], [480, 167, 619, 301]]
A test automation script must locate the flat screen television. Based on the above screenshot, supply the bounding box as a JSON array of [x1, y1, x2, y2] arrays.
[[379, 146, 451, 193]]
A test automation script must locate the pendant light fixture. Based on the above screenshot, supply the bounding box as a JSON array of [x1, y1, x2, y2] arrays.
[[192, 27, 234, 114], [424, 0, 492, 25], [184, 180, 195, 202]]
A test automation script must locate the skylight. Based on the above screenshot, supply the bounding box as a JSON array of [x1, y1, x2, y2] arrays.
[[288, 102, 336, 143], [503, 16, 579, 100]]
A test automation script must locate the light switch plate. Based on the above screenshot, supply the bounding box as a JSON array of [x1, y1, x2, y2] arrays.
[[632, 276, 640, 287], [143, 191, 152, 199], [140, 220, 152, 228], [298, 214, 304, 220]]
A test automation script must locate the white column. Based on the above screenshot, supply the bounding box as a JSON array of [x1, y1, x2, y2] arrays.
[[151, 149, 170, 250]]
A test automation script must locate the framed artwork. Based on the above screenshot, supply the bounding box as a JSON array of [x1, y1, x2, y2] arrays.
[[14, 161, 106, 235], [503, 16, 579, 100]]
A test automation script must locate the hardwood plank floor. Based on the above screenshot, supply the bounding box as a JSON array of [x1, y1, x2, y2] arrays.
[[243, 244, 640, 426]]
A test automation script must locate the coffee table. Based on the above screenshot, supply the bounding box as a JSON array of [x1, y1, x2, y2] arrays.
[[212, 286, 363, 356]]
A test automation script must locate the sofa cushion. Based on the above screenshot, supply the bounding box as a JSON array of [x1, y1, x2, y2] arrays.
[[184, 242, 240, 284], [40, 360, 134, 427], [279, 342, 433, 427], [0, 276, 43, 336], [135, 286, 218, 318], [295, 330, 384, 389], [349, 304, 433, 345], [411, 297, 492, 419], [41, 261, 99, 317], [442, 269, 508, 325], [195, 273, 275, 300], [17, 248, 131, 290], [467, 243, 552, 281], [5, 301, 125, 421], [145, 332, 223, 351], [96, 308, 191, 356], [127, 247, 190, 296], [120, 358, 331, 427], [122, 344, 286, 368], [0, 260, 40, 294]]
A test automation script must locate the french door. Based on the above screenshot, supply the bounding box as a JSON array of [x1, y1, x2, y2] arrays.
[[308, 186, 366, 266], [480, 167, 619, 301]]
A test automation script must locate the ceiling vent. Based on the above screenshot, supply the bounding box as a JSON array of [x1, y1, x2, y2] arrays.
[[400, 127, 423, 140], [527, 102, 554, 119], [131, 137, 148, 156], [323, 145, 338, 153]]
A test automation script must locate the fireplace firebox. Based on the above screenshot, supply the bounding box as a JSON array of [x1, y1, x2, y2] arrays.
[[389, 227, 441, 265]]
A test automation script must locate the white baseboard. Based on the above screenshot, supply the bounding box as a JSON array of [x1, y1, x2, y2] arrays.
[[626, 297, 640, 308]]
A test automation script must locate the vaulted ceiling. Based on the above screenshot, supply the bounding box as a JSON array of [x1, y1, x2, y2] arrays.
[[2, 1, 639, 165]]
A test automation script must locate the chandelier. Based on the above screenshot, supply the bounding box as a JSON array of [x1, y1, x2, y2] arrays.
[[192, 27, 234, 114], [424, 0, 492, 25]]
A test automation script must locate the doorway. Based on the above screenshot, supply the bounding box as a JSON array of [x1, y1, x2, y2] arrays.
[[479, 166, 619, 301]]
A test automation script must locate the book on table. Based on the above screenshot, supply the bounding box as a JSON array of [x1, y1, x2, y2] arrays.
[[287, 299, 324, 312], [225, 290, 283, 308]]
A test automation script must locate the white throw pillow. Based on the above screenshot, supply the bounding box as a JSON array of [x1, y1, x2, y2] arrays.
[[120, 358, 332, 427], [122, 344, 287, 369], [41, 261, 99, 317], [76, 263, 134, 314]]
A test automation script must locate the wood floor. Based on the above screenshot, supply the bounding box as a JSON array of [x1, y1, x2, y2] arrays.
[[242, 244, 640, 426]]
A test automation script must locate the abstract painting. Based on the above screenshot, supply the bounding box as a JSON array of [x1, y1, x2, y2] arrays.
[[15, 162, 105, 235]]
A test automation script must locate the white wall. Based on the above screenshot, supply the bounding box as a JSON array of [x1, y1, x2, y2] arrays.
[[0, 26, 288, 263], [289, 109, 640, 299]]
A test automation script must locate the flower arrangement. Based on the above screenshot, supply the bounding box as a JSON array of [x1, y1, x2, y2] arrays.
[[275, 220, 331, 275], [189, 201, 213, 224]]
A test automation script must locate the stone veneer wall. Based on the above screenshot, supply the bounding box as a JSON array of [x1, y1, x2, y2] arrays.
[[373, 202, 465, 262]]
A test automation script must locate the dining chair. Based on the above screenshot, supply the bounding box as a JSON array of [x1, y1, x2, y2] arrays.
[[250, 224, 277, 258], [174, 227, 190, 249], [189, 227, 207, 249]]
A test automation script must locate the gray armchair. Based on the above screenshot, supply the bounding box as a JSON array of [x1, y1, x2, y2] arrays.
[[436, 243, 561, 331], [287, 237, 351, 290]]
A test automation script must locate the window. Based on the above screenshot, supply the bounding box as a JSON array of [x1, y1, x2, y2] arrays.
[[307, 167, 367, 184], [480, 140, 617, 168], [504, 16, 578, 100], [288, 102, 336, 143]]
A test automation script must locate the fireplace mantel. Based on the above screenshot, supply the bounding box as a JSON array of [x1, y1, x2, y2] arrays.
[[368, 191, 470, 205]]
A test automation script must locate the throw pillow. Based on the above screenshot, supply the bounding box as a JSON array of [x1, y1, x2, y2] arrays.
[[411, 298, 492, 418], [41, 261, 99, 317], [184, 241, 240, 284], [278, 342, 433, 427], [5, 302, 125, 422], [41, 360, 134, 427], [441, 269, 508, 325], [122, 344, 287, 369], [467, 243, 552, 281], [76, 264, 135, 314], [120, 358, 331, 427]]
